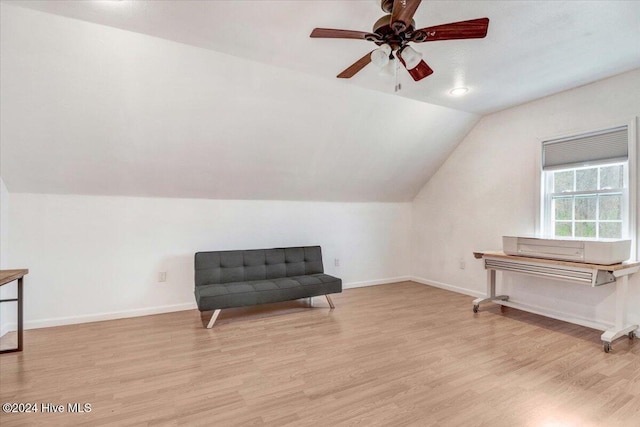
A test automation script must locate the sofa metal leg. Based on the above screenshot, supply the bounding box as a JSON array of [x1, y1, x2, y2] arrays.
[[309, 297, 313, 307], [326, 294, 335, 309], [207, 309, 221, 328]]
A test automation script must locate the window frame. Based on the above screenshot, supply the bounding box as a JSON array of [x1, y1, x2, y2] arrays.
[[542, 162, 627, 239], [536, 118, 638, 259]]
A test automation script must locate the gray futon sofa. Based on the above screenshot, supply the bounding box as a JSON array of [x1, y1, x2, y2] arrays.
[[194, 246, 342, 327]]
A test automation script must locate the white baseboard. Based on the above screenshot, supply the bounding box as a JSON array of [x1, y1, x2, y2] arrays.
[[9, 302, 198, 331], [410, 275, 617, 331], [2, 278, 409, 333], [2, 276, 619, 335], [0, 323, 12, 339], [410, 276, 485, 298], [489, 299, 612, 331], [343, 276, 412, 289]]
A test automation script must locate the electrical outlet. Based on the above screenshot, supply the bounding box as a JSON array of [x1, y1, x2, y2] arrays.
[[459, 259, 466, 270], [159, 272, 167, 282], [334, 258, 340, 267]]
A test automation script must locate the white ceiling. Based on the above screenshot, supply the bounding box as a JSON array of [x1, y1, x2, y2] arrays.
[[5, 0, 640, 114], [1, 1, 639, 203]]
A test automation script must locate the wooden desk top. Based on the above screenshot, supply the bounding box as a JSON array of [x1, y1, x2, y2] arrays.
[[473, 251, 640, 271], [0, 269, 29, 286]]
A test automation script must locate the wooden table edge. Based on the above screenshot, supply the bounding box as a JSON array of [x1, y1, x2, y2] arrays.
[[0, 269, 29, 286]]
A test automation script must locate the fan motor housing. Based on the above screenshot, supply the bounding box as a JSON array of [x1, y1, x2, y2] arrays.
[[371, 14, 415, 48], [381, 0, 394, 13]]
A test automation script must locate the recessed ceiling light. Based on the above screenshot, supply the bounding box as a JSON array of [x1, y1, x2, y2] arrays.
[[449, 87, 469, 96]]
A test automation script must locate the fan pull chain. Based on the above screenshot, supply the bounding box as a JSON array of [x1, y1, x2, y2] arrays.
[[394, 57, 401, 92]]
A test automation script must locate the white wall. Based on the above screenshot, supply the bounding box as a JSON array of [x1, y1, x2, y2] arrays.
[[7, 193, 411, 329], [411, 68, 640, 327], [0, 177, 8, 268], [0, 177, 15, 337]]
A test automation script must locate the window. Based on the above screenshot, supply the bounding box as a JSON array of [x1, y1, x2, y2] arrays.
[[540, 124, 636, 246], [544, 163, 626, 238]]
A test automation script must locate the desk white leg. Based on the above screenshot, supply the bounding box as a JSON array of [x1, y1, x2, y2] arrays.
[[616, 274, 627, 331], [601, 275, 638, 352], [473, 269, 509, 313], [488, 269, 496, 298]]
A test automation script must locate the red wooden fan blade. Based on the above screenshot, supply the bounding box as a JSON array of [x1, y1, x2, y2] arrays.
[[337, 51, 374, 78], [413, 18, 489, 42], [391, 0, 422, 33], [310, 28, 375, 40], [398, 56, 434, 81]]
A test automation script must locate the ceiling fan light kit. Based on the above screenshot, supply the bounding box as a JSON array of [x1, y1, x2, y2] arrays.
[[371, 44, 392, 67], [379, 59, 398, 77], [398, 46, 422, 70], [310, 0, 489, 88]]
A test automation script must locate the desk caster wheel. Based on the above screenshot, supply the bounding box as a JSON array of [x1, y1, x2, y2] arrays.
[[473, 305, 479, 313], [629, 331, 636, 340], [603, 342, 611, 353]]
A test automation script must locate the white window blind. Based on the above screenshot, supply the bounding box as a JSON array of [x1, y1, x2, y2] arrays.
[[542, 126, 628, 170]]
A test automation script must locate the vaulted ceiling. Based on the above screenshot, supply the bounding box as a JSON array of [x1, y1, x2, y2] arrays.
[[6, 0, 640, 114], [1, 1, 639, 202]]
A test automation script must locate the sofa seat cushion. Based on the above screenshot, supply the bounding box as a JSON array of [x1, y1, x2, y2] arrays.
[[194, 273, 342, 311]]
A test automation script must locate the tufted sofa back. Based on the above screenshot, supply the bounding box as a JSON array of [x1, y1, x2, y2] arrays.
[[194, 246, 325, 287]]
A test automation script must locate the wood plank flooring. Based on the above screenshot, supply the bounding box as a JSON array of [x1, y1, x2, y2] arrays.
[[1, 281, 639, 426]]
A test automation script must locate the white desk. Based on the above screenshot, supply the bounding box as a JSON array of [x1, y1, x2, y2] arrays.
[[473, 251, 639, 353]]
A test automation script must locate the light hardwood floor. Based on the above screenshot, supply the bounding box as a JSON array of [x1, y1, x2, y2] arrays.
[[1, 281, 639, 426]]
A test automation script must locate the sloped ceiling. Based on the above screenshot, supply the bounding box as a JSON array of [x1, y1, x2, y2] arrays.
[[4, 0, 640, 114], [3, 1, 639, 202], [0, 4, 478, 202]]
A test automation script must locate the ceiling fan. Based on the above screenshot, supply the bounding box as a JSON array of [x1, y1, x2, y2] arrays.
[[310, 0, 489, 83]]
